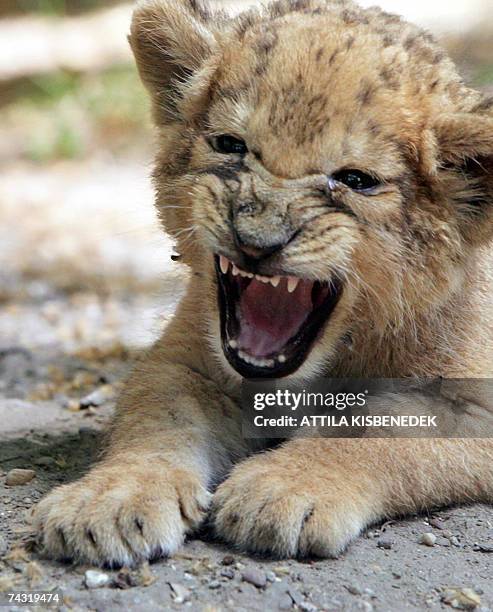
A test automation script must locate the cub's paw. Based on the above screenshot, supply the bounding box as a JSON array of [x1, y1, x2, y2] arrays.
[[33, 463, 211, 567], [212, 454, 380, 558]]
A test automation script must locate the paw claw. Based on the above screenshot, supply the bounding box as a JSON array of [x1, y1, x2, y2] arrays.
[[212, 458, 370, 558], [33, 466, 208, 566]]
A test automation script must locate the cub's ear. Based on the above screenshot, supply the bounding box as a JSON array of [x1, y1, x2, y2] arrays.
[[434, 103, 493, 244], [129, 0, 218, 123]]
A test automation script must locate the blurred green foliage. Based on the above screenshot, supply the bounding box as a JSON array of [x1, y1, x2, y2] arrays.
[[5, 0, 122, 16], [474, 64, 493, 87], [5, 65, 150, 162]]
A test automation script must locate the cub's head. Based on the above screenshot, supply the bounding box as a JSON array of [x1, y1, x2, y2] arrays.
[[130, 0, 493, 379]]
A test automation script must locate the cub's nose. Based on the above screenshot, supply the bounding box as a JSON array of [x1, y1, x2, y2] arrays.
[[231, 195, 296, 261], [234, 232, 286, 260]]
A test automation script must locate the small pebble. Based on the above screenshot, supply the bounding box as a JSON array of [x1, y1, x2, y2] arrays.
[[300, 603, 318, 612], [476, 544, 493, 553], [429, 518, 446, 530], [112, 569, 139, 589], [242, 568, 267, 588], [0, 534, 7, 556], [346, 584, 362, 595], [5, 469, 36, 486], [266, 571, 276, 583], [278, 592, 294, 610], [33, 456, 56, 467], [437, 536, 451, 547], [221, 554, 235, 566], [208, 580, 221, 589], [377, 537, 393, 550], [79, 386, 113, 408], [420, 532, 437, 547], [169, 582, 190, 604], [220, 568, 235, 579], [84, 569, 109, 589], [288, 587, 304, 606], [442, 587, 481, 610]]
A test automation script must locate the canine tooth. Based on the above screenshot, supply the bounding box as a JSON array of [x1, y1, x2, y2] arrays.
[[270, 276, 281, 287], [228, 339, 238, 349], [232, 265, 239, 276], [219, 255, 229, 274], [287, 277, 300, 293], [278, 354, 287, 363]]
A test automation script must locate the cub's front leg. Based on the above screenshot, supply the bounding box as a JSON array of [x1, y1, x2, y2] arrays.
[[212, 438, 493, 558], [34, 348, 245, 567]]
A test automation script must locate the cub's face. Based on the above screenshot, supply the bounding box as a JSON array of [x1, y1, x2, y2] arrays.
[[131, 0, 493, 379]]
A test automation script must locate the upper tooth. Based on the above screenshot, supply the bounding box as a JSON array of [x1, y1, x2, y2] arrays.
[[232, 265, 239, 276], [270, 276, 281, 287], [219, 256, 229, 274], [287, 277, 300, 293], [255, 275, 270, 284]]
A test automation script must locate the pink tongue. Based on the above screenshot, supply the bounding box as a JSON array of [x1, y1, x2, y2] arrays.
[[237, 278, 313, 358]]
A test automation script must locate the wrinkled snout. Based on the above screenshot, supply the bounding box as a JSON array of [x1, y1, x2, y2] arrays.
[[230, 169, 328, 261]]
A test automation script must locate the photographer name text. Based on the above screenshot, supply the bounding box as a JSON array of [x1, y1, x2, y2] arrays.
[[253, 415, 438, 428]]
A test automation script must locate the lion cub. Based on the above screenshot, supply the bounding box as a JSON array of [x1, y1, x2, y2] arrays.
[[34, 0, 493, 565]]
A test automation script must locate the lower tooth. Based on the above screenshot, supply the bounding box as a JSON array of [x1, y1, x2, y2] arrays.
[[278, 354, 286, 363], [229, 339, 238, 349], [236, 351, 275, 368]]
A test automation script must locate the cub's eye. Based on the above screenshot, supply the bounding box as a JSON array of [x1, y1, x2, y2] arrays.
[[332, 169, 380, 192], [210, 135, 248, 155]]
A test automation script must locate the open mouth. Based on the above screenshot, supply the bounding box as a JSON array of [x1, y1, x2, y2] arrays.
[[215, 255, 343, 378]]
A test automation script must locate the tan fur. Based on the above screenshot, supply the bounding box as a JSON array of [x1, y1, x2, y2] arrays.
[[34, 0, 493, 565]]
